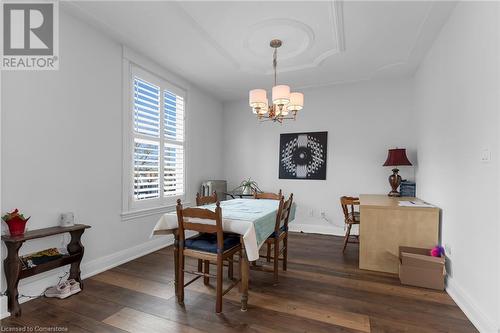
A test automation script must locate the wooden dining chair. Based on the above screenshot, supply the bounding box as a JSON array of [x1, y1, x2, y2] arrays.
[[258, 193, 293, 284], [254, 189, 282, 200], [340, 196, 361, 253], [196, 191, 217, 279], [176, 200, 242, 313], [196, 191, 218, 206]]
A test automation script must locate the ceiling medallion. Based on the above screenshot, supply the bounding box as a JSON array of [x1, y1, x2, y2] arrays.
[[249, 39, 304, 123]]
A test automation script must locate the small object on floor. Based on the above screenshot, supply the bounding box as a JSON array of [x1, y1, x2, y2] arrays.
[[44, 279, 81, 299], [430, 245, 445, 257], [44, 282, 72, 299], [67, 279, 81, 295], [399, 246, 445, 290]]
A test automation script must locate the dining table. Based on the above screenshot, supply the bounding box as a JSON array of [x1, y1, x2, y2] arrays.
[[151, 198, 296, 311]]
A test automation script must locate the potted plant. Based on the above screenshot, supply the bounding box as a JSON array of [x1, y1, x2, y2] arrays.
[[235, 178, 262, 195], [2, 209, 30, 236]]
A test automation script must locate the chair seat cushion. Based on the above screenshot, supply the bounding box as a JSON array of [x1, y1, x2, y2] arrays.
[[185, 233, 240, 254], [268, 225, 288, 238]]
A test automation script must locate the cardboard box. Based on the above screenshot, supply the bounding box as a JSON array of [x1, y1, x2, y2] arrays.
[[399, 246, 446, 290]]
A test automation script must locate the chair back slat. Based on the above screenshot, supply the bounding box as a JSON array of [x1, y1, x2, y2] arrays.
[[176, 199, 224, 251], [274, 193, 293, 233], [254, 189, 282, 200], [196, 191, 218, 206]]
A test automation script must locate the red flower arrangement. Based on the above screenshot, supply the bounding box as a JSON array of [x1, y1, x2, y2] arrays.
[[2, 209, 30, 236]]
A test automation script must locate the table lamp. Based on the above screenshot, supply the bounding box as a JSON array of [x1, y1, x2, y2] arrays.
[[383, 148, 412, 197]]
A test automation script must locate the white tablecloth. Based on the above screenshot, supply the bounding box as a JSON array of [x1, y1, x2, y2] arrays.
[[151, 199, 287, 261]]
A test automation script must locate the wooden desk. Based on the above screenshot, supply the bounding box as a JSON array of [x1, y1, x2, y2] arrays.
[[359, 194, 439, 274]]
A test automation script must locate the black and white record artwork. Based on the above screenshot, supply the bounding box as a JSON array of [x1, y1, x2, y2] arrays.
[[279, 131, 327, 180]]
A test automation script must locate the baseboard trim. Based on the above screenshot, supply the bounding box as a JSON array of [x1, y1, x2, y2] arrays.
[[1, 235, 174, 319], [446, 277, 498, 333], [289, 223, 352, 237]]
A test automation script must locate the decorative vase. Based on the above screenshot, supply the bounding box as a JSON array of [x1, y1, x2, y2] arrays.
[[388, 168, 402, 197], [242, 186, 252, 195], [5, 216, 29, 236]]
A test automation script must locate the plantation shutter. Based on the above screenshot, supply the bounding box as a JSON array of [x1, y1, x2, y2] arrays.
[[163, 90, 185, 197], [133, 77, 160, 200], [134, 78, 160, 137], [130, 68, 186, 205], [134, 139, 160, 200]]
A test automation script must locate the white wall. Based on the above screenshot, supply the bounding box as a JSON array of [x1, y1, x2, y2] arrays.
[[414, 2, 499, 332], [0, 9, 223, 316], [223, 78, 416, 235]]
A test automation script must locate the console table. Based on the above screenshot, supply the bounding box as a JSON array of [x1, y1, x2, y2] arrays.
[[1, 224, 91, 316]]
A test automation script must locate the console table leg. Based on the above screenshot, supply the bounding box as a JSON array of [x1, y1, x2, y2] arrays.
[[67, 229, 85, 288], [4, 241, 23, 317]]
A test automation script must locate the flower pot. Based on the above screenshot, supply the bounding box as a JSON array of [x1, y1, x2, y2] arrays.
[[5, 216, 29, 236]]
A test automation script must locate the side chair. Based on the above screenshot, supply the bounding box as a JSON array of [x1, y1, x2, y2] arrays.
[[340, 196, 361, 253], [196, 191, 218, 206], [176, 200, 242, 313], [254, 189, 282, 200], [254, 193, 294, 284]]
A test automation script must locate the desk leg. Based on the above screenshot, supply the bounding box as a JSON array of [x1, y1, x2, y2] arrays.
[[173, 230, 180, 302], [4, 241, 23, 317], [67, 229, 85, 288], [240, 238, 249, 311]]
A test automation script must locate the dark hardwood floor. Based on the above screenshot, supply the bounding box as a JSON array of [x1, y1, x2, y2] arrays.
[[1, 233, 477, 332]]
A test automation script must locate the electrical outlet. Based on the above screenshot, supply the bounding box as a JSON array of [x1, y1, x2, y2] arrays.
[[480, 148, 491, 162], [445, 244, 452, 257]]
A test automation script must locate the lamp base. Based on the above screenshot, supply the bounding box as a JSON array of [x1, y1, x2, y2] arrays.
[[388, 168, 402, 197]]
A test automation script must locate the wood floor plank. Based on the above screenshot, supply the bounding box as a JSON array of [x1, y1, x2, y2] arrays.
[[103, 307, 206, 333], [82, 279, 250, 333], [186, 280, 371, 332], [1, 233, 478, 333], [91, 269, 176, 300], [283, 267, 456, 306], [41, 292, 125, 321]]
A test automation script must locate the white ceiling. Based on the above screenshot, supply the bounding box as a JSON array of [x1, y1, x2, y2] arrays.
[[64, 1, 456, 101]]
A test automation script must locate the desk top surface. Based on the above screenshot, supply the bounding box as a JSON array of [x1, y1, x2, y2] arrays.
[[360, 194, 439, 210]]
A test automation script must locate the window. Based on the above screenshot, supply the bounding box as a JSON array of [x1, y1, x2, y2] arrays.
[[124, 64, 186, 213]]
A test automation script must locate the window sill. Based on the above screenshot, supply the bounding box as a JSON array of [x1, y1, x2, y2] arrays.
[[121, 202, 191, 221]]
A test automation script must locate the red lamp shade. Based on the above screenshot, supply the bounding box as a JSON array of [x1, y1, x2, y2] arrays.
[[383, 148, 412, 167]]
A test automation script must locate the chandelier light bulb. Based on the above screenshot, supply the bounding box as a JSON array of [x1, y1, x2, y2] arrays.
[[287, 92, 304, 111], [272, 85, 290, 105], [249, 89, 267, 109]]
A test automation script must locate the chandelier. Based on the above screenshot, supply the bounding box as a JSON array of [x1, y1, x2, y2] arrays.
[[249, 39, 304, 123]]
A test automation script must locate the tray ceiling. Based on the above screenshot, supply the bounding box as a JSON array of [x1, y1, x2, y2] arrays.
[[64, 1, 456, 101]]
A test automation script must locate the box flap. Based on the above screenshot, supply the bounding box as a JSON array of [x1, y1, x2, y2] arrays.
[[401, 252, 445, 270], [399, 246, 430, 258]]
